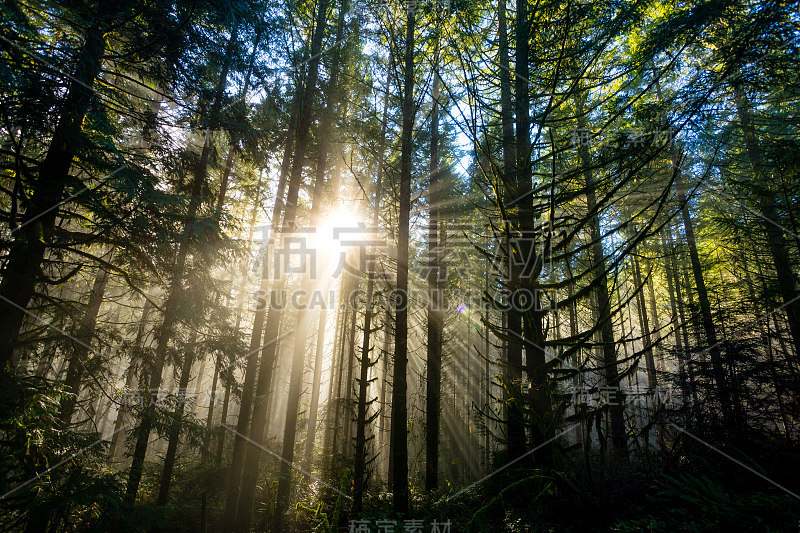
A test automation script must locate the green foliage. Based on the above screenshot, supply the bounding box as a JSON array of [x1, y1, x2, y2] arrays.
[[0, 374, 157, 532], [610, 472, 800, 532]]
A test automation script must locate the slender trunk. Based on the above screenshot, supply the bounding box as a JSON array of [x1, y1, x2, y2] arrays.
[[632, 254, 657, 389], [425, 67, 443, 491], [59, 267, 109, 424], [651, 76, 735, 429], [273, 311, 315, 528], [324, 284, 347, 463], [216, 378, 231, 462], [676, 174, 735, 428], [733, 83, 800, 359], [661, 233, 690, 406], [343, 282, 359, 451], [126, 24, 237, 502], [668, 229, 699, 409], [743, 255, 791, 439], [484, 251, 492, 470], [222, 93, 297, 528], [156, 333, 196, 505], [235, 2, 331, 529], [331, 281, 352, 462], [575, 92, 627, 456], [498, 0, 526, 461], [214, 179, 260, 464], [646, 258, 662, 371], [564, 255, 586, 446], [381, 309, 393, 487], [276, 48, 352, 526], [301, 0, 348, 475], [204, 352, 220, 460], [374, 51, 393, 487], [354, 48, 391, 506], [110, 297, 152, 459], [304, 307, 328, 469], [390, 6, 415, 515], [353, 259, 376, 511]]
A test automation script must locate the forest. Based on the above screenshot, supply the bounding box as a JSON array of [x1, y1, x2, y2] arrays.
[[1, 0, 799, 531]]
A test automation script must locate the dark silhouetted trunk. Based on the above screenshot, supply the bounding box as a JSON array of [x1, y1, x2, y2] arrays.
[[733, 83, 800, 360], [390, 5, 415, 515], [0, 19, 107, 381], [498, 0, 526, 461], [515, 0, 552, 450], [275, 0, 349, 522], [575, 91, 627, 456], [59, 266, 109, 424], [652, 77, 734, 429], [222, 90, 297, 529], [425, 67, 443, 492], [156, 332, 196, 505], [234, 1, 331, 529], [126, 23, 237, 502]]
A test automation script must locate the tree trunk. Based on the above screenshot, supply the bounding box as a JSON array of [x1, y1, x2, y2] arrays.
[[632, 254, 657, 389], [204, 352, 220, 460], [498, 0, 526, 462], [156, 332, 197, 505], [343, 278, 359, 454], [667, 228, 700, 411], [381, 309, 393, 487], [275, 0, 350, 521], [733, 83, 800, 359], [515, 0, 552, 450], [234, 1, 331, 528], [661, 232, 690, 406], [390, 4, 415, 515], [304, 307, 328, 469], [126, 23, 237, 502], [273, 311, 315, 528], [353, 259, 376, 511], [331, 278, 353, 462], [110, 297, 152, 459], [575, 92, 627, 456], [354, 44, 391, 506], [59, 266, 109, 424], [676, 170, 736, 429], [374, 51, 393, 487], [324, 283, 348, 465], [646, 258, 662, 371], [425, 66, 443, 492], [651, 76, 735, 429], [0, 19, 107, 381], [222, 90, 297, 529]]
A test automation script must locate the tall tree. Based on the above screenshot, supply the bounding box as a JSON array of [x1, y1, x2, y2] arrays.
[[125, 19, 240, 501], [233, 0, 332, 529], [425, 61, 443, 492], [0, 4, 125, 386], [497, 0, 527, 462], [390, 2, 416, 516]]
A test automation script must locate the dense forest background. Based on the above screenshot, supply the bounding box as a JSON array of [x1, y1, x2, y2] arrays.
[[1, 0, 799, 531]]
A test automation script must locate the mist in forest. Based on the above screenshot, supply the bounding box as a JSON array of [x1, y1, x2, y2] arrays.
[[1, 0, 799, 531]]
